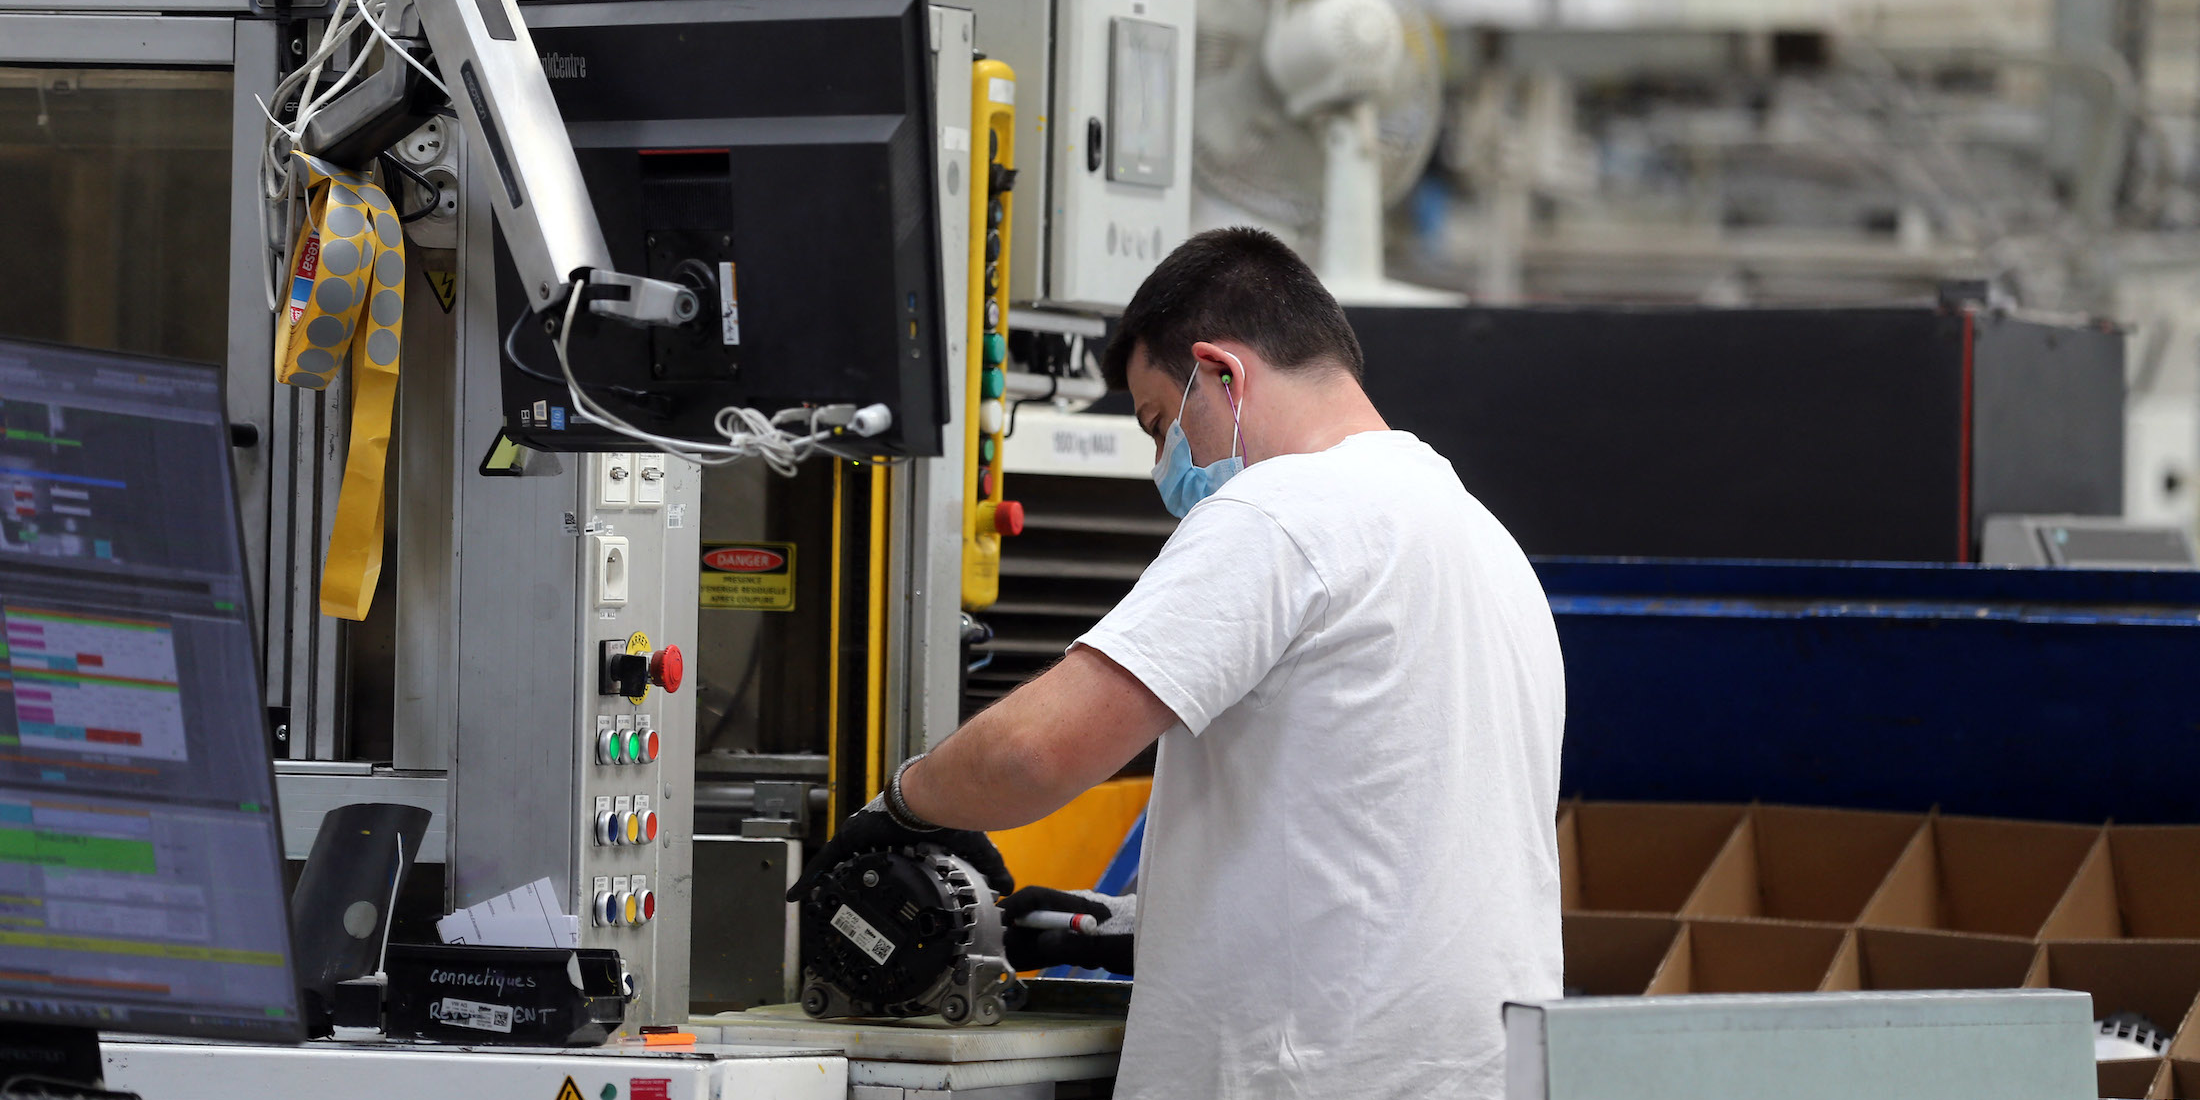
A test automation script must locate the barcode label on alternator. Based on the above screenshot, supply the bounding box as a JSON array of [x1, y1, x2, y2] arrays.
[[830, 904, 895, 964]]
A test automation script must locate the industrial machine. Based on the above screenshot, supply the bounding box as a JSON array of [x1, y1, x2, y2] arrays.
[[964, 0, 1198, 314], [1349, 301, 2127, 562]]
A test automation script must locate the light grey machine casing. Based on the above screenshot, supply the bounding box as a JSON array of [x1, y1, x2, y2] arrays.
[[965, 0, 1196, 311]]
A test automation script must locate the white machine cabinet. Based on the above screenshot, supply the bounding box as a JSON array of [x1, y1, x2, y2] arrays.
[[968, 0, 1197, 311], [102, 1040, 846, 1100]]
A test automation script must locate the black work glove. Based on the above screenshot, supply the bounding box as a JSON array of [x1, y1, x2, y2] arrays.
[[1002, 886, 1135, 976], [786, 797, 1015, 903]]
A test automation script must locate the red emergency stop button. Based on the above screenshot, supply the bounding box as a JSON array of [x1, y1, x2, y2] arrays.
[[648, 645, 683, 693], [995, 499, 1024, 537]]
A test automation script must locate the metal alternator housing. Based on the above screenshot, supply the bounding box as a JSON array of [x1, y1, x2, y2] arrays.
[[797, 845, 1025, 1026]]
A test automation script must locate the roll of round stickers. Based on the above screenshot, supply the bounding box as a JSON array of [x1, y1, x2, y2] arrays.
[[275, 152, 405, 621]]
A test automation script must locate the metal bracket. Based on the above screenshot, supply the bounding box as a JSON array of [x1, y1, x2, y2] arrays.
[[582, 268, 702, 330]]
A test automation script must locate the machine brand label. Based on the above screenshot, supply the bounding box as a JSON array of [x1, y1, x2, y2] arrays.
[[540, 52, 587, 80], [699, 541, 796, 612], [435, 996, 514, 1034], [830, 904, 895, 965]]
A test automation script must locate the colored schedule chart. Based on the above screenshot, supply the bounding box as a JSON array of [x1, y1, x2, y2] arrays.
[[3, 605, 187, 762], [0, 794, 289, 1010]]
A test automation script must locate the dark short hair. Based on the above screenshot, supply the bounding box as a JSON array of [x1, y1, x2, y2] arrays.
[[1100, 226, 1364, 390]]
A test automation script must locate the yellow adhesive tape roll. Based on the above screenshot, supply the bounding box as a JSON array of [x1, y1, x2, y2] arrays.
[[276, 152, 405, 622]]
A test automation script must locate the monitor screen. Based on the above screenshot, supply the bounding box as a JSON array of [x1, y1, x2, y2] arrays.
[[0, 338, 301, 1041], [497, 0, 950, 457]]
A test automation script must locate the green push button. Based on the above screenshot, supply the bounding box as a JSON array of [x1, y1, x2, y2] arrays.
[[982, 332, 1007, 366], [981, 367, 1005, 399], [980, 438, 996, 463]]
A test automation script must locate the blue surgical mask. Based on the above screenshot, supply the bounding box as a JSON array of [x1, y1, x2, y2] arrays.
[[1152, 369, 1243, 518]]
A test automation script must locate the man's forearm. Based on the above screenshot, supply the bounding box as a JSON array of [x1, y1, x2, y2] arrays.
[[899, 703, 1080, 831], [896, 646, 1178, 832]]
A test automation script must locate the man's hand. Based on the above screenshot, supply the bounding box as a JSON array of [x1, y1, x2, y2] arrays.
[[1001, 887, 1135, 976], [785, 798, 1015, 903]]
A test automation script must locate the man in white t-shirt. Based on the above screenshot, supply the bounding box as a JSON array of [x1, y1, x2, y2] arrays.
[[792, 227, 1565, 1099]]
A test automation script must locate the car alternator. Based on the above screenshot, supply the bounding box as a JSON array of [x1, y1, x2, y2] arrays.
[[796, 844, 1025, 1026]]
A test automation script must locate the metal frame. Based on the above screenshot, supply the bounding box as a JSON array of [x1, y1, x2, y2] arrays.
[[0, 14, 237, 60], [274, 763, 448, 861], [886, 4, 978, 760]]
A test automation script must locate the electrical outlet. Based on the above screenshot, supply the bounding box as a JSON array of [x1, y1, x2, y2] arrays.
[[634, 453, 666, 506], [395, 118, 448, 167], [599, 452, 634, 507], [592, 535, 630, 606]]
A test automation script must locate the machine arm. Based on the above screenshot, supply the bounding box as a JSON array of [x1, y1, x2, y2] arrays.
[[308, 0, 697, 328]]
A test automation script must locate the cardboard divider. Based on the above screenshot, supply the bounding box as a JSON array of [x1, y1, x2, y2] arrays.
[[2099, 1058, 2165, 1099], [1683, 804, 1925, 923], [1563, 913, 1680, 997], [2028, 939, 2200, 1093], [1838, 927, 2040, 991], [2151, 1059, 2200, 1099], [2044, 826, 2200, 941], [1859, 813, 2103, 939], [1560, 802, 1746, 914], [1646, 918, 1853, 995]]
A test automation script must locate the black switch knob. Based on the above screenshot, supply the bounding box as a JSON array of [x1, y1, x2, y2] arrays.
[[600, 646, 649, 697]]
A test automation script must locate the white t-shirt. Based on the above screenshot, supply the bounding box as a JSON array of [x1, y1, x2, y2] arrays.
[[1076, 430, 1565, 1100]]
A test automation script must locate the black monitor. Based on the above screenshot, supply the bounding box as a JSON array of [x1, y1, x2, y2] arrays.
[[497, 0, 951, 456], [0, 338, 302, 1043]]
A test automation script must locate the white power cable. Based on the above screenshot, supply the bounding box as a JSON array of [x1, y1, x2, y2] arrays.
[[262, 23, 887, 476], [360, 9, 450, 98], [258, 0, 410, 311], [546, 276, 887, 474]]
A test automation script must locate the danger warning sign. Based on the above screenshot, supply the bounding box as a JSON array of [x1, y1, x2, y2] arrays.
[[699, 541, 796, 611]]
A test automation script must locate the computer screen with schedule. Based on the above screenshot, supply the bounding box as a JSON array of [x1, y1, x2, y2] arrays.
[[0, 337, 301, 1041]]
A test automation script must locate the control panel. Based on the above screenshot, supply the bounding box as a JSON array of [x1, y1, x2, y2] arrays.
[[571, 452, 698, 1020]]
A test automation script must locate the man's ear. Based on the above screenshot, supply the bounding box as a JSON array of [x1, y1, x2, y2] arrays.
[[1189, 341, 1246, 394]]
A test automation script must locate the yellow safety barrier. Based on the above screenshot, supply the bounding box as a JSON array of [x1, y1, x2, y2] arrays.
[[274, 152, 404, 622]]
